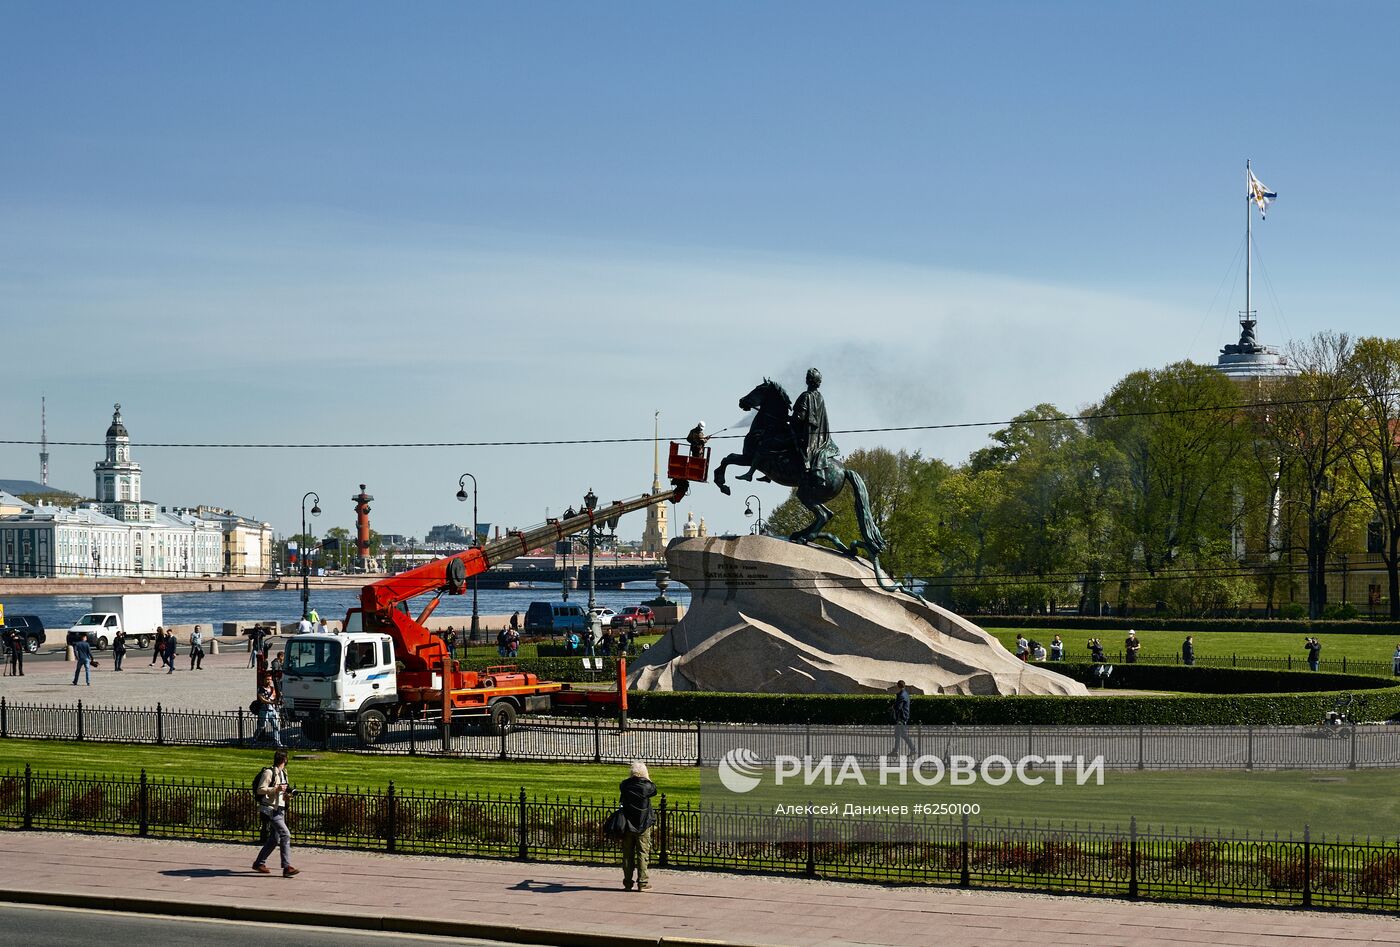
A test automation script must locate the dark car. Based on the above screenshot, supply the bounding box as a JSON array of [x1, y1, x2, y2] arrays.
[[1, 615, 47, 654], [523, 601, 588, 635], [609, 605, 655, 630]]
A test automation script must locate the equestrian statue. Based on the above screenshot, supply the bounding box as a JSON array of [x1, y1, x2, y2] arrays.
[[714, 369, 887, 561]]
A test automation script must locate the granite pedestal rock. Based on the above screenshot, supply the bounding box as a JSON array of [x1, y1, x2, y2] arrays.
[[628, 535, 1087, 696]]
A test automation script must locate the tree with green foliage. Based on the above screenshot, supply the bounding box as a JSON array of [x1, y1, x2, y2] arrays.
[[763, 447, 949, 580], [1089, 362, 1254, 612], [1267, 332, 1367, 620], [1348, 336, 1400, 618]]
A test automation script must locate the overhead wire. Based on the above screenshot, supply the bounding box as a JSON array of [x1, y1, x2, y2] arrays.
[[3, 390, 1394, 451]]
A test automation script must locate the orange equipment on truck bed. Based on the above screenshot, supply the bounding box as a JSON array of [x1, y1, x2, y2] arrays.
[[340, 447, 701, 724]]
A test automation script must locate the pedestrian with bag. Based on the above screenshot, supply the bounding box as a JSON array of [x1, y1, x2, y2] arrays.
[[150, 627, 165, 667], [617, 760, 657, 891], [254, 677, 284, 747], [251, 749, 300, 878]]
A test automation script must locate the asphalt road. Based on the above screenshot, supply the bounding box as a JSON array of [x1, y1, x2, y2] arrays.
[[0, 904, 524, 947]]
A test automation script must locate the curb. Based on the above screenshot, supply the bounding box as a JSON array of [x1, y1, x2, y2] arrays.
[[8, 888, 753, 947]]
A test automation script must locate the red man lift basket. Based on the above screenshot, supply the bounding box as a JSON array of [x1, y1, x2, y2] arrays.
[[668, 442, 710, 484]]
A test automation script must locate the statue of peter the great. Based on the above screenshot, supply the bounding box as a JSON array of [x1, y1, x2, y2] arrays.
[[790, 367, 832, 478]]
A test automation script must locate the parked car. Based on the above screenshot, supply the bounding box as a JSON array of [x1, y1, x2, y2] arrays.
[[523, 601, 588, 635], [610, 605, 655, 630], [1, 614, 46, 653], [589, 607, 618, 626]]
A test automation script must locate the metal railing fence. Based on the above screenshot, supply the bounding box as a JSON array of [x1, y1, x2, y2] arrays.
[[2, 698, 1399, 770], [2, 765, 1397, 913]]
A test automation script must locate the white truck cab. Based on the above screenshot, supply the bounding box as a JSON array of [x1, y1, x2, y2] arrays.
[[281, 631, 398, 742]]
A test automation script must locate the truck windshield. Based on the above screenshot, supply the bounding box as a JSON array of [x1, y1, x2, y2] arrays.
[[284, 639, 341, 677], [75, 615, 105, 626]]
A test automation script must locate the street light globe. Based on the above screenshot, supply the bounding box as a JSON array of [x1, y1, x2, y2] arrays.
[[311, 504, 321, 516], [456, 489, 468, 501]]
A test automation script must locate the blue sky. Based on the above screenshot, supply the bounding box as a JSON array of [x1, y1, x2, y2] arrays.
[[2, 2, 1397, 540]]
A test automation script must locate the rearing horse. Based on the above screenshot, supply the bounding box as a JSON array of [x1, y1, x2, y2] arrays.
[[715, 379, 886, 559]]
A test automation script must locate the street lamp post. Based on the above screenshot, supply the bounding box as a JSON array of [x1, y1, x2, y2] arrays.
[[562, 506, 575, 601], [583, 489, 598, 615], [456, 473, 481, 637], [300, 491, 321, 619], [744, 495, 764, 535]]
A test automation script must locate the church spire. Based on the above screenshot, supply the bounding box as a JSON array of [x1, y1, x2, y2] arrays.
[[39, 396, 49, 486]]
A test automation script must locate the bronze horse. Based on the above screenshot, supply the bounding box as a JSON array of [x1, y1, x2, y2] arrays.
[[715, 379, 886, 558]]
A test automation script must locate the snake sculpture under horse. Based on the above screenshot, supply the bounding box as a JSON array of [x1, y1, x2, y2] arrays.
[[715, 379, 889, 567]]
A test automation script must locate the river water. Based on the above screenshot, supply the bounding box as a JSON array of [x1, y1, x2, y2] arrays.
[[4, 584, 691, 629]]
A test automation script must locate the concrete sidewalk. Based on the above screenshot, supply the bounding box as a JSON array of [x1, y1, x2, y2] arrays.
[[6, 831, 1398, 946]]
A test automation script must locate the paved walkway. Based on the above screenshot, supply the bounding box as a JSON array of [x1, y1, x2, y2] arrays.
[[7, 831, 1398, 946], [1, 642, 260, 711]]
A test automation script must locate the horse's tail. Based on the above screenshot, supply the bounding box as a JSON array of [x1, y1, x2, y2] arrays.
[[847, 468, 887, 556]]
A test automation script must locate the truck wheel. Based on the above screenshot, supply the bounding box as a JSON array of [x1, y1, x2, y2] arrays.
[[137, 636, 152, 650], [302, 718, 332, 743], [357, 710, 387, 746], [24, 637, 40, 654], [93, 636, 109, 652], [483, 701, 518, 736]]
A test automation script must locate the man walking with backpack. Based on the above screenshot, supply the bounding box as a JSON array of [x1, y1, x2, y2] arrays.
[[251, 750, 300, 878]]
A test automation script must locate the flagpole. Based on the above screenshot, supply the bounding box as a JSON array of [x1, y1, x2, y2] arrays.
[[1245, 159, 1252, 331]]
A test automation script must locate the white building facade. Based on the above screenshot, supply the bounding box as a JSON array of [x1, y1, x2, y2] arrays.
[[0, 405, 242, 578]]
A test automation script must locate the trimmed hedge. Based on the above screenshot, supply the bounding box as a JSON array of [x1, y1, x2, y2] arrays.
[[975, 615, 1400, 635], [625, 668, 1400, 727], [458, 656, 612, 682], [457, 657, 1400, 726], [627, 688, 1400, 727]]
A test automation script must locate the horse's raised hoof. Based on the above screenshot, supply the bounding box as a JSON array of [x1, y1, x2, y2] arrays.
[[735, 470, 754, 482], [717, 483, 732, 496], [758, 476, 772, 483]]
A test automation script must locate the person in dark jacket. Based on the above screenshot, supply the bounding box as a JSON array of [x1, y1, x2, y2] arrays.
[[1305, 637, 1322, 671], [1181, 635, 1195, 666], [889, 680, 916, 757], [150, 627, 165, 667], [163, 631, 178, 673], [72, 632, 94, 686], [619, 761, 657, 891], [112, 630, 127, 671]]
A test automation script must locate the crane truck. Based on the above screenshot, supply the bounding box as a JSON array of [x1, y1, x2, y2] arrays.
[[280, 449, 707, 745]]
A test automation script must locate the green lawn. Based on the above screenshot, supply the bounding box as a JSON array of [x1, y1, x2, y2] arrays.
[[0, 738, 695, 802], [3, 738, 1396, 837], [988, 628, 1400, 667]]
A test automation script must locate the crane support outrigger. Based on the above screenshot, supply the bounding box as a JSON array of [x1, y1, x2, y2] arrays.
[[281, 446, 708, 745]]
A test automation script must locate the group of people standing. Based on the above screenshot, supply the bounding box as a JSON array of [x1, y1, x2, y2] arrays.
[[147, 626, 204, 673], [65, 625, 207, 684]]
